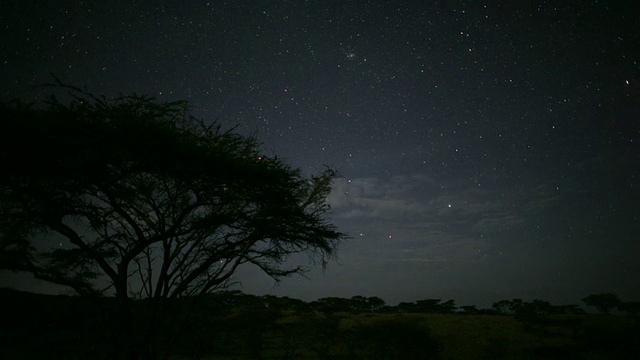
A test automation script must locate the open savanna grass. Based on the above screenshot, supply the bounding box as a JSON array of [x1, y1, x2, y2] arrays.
[[3, 290, 638, 359], [165, 312, 589, 359], [172, 311, 638, 360], [338, 313, 570, 359]]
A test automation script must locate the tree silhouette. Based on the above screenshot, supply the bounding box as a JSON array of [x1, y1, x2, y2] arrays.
[[582, 293, 621, 315], [492, 298, 525, 315], [349, 295, 386, 313], [492, 300, 513, 315], [618, 301, 640, 317], [310, 296, 353, 313], [0, 86, 346, 359]]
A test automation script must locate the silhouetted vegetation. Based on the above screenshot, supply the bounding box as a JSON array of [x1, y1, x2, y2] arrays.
[[0, 86, 345, 359], [618, 301, 640, 317], [582, 293, 621, 315], [348, 317, 441, 359], [309, 295, 386, 313], [1, 288, 639, 359], [397, 299, 457, 314]]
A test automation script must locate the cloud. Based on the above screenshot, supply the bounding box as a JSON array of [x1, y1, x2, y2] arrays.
[[471, 214, 524, 233], [325, 173, 579, 269], [327, 172, 572, 253], [343, 231, 492, 270], [328, 174, 438, 219]]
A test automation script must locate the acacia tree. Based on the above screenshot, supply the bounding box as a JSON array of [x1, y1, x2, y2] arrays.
[[582, 293, 621, 315], [0, 87, 346, 359]]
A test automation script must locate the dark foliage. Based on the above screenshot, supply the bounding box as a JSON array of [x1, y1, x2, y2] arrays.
[[2, 289, 640, 359], [349, 317, 441, 359], [310, 295, 386, 313], [577, 317, 640, 359], [618, 301, 640, 317], [0, 86, 346, 359], [582, 293, 621, 315], [396, 299, 457, 314]]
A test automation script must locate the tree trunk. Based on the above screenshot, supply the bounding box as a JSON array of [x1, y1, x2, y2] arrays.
[[116, 263, 139, 360], [116, 291, 139, 360]]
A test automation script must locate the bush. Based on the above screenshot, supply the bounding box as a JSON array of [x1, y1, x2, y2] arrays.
[[349, 317, 441, 359]]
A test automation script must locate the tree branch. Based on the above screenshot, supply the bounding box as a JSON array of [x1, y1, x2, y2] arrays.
[[47, 220, 118, 282]]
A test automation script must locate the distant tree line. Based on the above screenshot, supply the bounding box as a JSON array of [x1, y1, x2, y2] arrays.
[[582, 293, 640, 316], [199, 290, 640, 317]]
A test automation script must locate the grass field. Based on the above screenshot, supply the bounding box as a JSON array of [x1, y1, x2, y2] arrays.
[[1, 289, 638, 359], [167, 312, 638, 359]]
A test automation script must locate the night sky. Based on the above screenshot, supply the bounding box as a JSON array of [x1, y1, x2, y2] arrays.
[[1, 1, 638, 307]]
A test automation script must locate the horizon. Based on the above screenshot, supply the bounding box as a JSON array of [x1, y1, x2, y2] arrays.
[[0, 275, 630, 311]]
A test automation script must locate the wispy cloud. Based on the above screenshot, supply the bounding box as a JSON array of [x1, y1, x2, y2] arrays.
[[328, 172, 564, 245], [328, 174, 438, 219]]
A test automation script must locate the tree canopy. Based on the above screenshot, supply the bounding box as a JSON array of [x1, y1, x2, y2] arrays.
[[582, 293, 621, 315], [0, 87, 346, 359]]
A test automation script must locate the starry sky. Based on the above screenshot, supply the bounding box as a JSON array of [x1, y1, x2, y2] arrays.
[[1, 0, 639, 307]]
